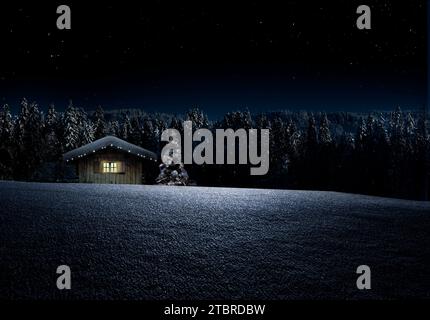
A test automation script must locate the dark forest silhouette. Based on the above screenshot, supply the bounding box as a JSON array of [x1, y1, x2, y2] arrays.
[[0, 98, 429, 200]]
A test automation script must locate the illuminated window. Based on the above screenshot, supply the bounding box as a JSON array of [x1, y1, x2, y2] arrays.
[[103, 162, 118, 173]]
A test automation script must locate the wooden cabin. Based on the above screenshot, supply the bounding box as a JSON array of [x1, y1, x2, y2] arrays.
[[63, 136, 157, 184]]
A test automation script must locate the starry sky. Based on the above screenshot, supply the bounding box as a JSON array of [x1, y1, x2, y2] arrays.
[[0, 0, 427, 117]]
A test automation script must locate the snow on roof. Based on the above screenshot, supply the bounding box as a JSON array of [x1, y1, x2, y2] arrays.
[[63, 136, 158, 162]]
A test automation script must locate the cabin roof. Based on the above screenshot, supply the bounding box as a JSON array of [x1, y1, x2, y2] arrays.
[[63, 136, 157, 162]]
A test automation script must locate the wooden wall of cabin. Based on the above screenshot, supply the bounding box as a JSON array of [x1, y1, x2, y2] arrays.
[[77, 150, 143, 184]]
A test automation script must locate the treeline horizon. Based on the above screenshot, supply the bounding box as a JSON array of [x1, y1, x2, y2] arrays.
[[0, 98, 429, 200]]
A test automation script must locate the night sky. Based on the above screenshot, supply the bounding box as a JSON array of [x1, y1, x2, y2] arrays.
[[0, 1, 427, 118]]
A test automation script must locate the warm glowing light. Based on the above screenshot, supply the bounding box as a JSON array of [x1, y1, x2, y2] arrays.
[[103, 162, 118, 173]]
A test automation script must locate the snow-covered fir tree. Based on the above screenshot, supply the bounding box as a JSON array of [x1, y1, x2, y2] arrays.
[[0, 104, 14, 147], [306, 113, 318, 150], [222, 109, 252, 130], [355, 118, 367, 151], [270, 116, 288, 172], [44, 104, 61, 160], [121, 113, 132, 140], [14, 100, 45, 178], [93, 105, 107, 140], [141, 118, 157, 151], [76, 108, 94, 145], [0, 104, 15, 179], [107, 120, 121, 137], [156, 163, 190, 186], [63, 102, 80, 151], [186, 107, 209, 129], [129, 116, 142, 146], [319, 113, 332, 145]]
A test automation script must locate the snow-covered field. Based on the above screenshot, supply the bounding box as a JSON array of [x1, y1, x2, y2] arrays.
[[0, 181, 429, 300]]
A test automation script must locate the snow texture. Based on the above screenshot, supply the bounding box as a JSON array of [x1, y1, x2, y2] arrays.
[[62, 135, 157, 161], [0, 181, 429, 300]]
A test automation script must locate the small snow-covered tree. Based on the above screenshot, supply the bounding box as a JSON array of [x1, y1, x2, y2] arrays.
[[156, 162, 190, 186]]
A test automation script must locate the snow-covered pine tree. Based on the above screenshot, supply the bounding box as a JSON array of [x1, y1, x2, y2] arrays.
[[374, 114, 389, 146], [0, 104, 14, 179], [93, 105, 107, 140], [306, 113, 318, 150], [156, 162, 190, 186], [404, 112, 416, 154], [46, 104, 58, 129], [365, 114, 375, 145], [186, 107, 209, 129], [14, 98, 31, 147], [319, 113, 332, 145], [121, 113, 132, 141], [390, 107, 404, 139], [255, 113, 271, 130], [286, 120, 301, 157], [28, 101, 45, 163], [153, 117, 167, 153], [63, 101, 80, 151], [270, 116, 288, 173], [0, 104, 14, 148], [355, 117, 367, 152], [141, 118, 158, 151], [388, 108, 406, 186], [129, 116, 142, 146], [44, 104, 61, 160], [107, 120, 120, 137], [170, 116, 183, 132], [415, 113, 428, 147], [222, 110, 252, 130], [76, 107, 94, 145], [13, 99, 45, 179]]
